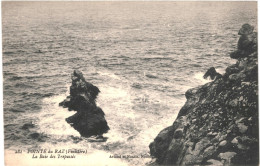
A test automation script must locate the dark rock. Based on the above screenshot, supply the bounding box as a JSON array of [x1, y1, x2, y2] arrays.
[[230, 24, 257, 59], [149, 24, 258, 165], [225, 64, 240, 76], [237, 32, 257, 51], [230, 50, 249, 59], [65, 110, 108, 137], [29, 133, 40, 139], [228, 72, 246, 83], [173, 128, 184, 139], [21, 122, 35, 130], [238, 24, 254, 35], [203, 67, 222, 80], [60, 70, 109, 137], [29, 132, 48, 142], [59, 96, 71, 108]]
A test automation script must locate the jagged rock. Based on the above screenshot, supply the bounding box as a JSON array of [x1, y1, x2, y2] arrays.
[[60, 70, 109, 137], [230, 24, 257, 59], [225, 64, 240, 76], [65, 108, 107, 137], [238, 24, 254, 35], [228, 72, 246, 83], [149, 24, 258, 165], [203, 67, 222, 80]]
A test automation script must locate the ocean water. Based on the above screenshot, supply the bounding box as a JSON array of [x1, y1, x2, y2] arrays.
[[2, 2, 257, 165]]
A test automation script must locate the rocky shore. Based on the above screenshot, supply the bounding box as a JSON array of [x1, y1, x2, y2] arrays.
[[59, 70, 109, 137], [149, 24, 258, 165]]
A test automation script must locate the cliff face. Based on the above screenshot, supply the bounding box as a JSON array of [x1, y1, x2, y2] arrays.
[[149, 24, 258, 165], [59, 70, 109, 137]]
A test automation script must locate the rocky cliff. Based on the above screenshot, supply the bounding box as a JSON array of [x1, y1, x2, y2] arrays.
[[149, 24, 258, 165], [59, 70, 109, 137]]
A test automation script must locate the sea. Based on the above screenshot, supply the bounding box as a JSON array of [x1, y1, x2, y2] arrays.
[[2, 2, 257, 166]]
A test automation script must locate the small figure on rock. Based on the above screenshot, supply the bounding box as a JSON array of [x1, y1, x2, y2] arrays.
[[230, 24, 257, 59], [203, 67, 222, 80]]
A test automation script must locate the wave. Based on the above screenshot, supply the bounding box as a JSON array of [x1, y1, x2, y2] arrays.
[[97, 71, 121, 80], [215, 67, 226, 74], [36, 94, 80, 137], [190, 63, 202, 68], [3, 51, 15, 55], [145, 74, 157, 79], [8, 76, 23, 81], [8, 108, 25, 113], [193, 72, 211, 84], [131, 83, 142, 89], [19, 92, 56, 99], [14, 83, 34, 88], [141, 57, 174, 61]]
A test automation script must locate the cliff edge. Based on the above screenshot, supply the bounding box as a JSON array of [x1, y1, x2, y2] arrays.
[[149, 24, 258, 165]]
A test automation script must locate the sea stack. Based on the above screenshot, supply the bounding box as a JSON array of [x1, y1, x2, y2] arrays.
[[149, 24, 258, 165], [59, 70, 109, 137]]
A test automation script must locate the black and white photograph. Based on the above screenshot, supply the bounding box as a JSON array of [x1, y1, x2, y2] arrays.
[[2, 1, 258, 166]]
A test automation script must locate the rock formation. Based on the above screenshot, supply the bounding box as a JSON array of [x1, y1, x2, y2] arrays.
[[203, 67, 222, 80], [59, 70, 109, 137], [230, 24, 257, 59], [149, 24, 258, 165]]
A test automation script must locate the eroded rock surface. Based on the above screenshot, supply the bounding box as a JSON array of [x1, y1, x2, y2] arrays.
[[60, 70, 109, 137], [149, 24, 258, 165], [203, 67, 222, 80]]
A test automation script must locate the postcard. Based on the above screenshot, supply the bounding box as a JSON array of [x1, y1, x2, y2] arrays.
[[2, 1, 258, 166]]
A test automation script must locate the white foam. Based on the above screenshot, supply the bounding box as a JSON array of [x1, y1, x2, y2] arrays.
[[97, 71, 120, 80], [99, 86, 128, 99], [97, 85, 133, 117], [22, 93, 130, 166], [36, 94, 80, 137], [215, 67, 225, 75], [193, 72, 211, 84]]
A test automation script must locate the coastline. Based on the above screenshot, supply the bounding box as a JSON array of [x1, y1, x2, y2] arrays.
[[149, 24, 258, 165]]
